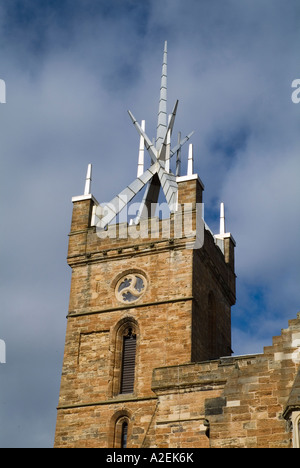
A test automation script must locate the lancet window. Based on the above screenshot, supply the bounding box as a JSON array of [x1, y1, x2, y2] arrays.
[[120, 328, 137, 394]]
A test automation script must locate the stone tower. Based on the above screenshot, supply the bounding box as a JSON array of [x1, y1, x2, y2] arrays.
[[54, 43, 236, 448]]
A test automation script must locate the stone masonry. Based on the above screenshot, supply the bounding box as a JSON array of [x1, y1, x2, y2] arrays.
[[150, 312, 300, 448], [54, 176, 237, 448], [54, 174, 300, 448], [54, 39, 300, 448]]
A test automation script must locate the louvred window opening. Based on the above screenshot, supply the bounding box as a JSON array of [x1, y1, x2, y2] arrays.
[[120, 329, 136, 394]]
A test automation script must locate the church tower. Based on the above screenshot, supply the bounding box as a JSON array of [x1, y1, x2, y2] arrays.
[[54, 43, 236, 448]]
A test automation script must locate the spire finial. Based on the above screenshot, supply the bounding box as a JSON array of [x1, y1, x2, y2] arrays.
[[156, 41, 168, 151], [187, 144, 194, 175], [84, 164, 92, 195], [220, 202, 226, 234], [137, 120, 145, 177]]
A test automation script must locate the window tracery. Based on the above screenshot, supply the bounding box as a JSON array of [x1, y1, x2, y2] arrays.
[[115, 273, 147, 304]]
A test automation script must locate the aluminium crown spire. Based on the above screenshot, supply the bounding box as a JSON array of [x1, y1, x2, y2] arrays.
[[95, 42, 195, 230], [156, 40, 168, 151]]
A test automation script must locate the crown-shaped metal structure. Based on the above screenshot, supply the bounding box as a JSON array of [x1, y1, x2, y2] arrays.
[[95, 41, 194, 229]]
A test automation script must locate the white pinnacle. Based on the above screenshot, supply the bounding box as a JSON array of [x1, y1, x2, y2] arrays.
[[137, 120, 145, 177], [187, 144, 194, 176], [84, 164, 92, 195], [220, 202, 226, 235]]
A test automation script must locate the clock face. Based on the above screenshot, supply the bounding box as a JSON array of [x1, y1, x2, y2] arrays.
[[115, 273, 147, 304]]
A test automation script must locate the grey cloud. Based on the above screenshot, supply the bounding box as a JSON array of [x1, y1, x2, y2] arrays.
[[0, 0, 299, 447]]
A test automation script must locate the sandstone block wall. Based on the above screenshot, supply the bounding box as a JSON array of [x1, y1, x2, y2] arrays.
[[55, 178, 238, 448]]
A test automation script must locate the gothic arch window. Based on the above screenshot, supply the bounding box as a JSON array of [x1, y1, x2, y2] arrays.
[[295, 414, 300, 448], [110, 412, 131, 448], [290, 411, 300, 448], [120, 328, 137, 394], [121, 421, 128, 448], [110, 318, 139, 397]]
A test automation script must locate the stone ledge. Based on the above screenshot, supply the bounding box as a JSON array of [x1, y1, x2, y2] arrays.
[[57, 395, 157, 411]]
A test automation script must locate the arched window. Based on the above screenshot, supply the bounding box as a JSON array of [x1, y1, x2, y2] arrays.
[[121, 421, 128, 448], [110, 318, 139, 397], [111, 413, 131, 448], [296, 414, 300, 448], [291, 412, 300, 448], [120, 328, 136, 394]]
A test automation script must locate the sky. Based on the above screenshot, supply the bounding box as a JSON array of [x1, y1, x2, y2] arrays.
[[0, 0, 299, 448]]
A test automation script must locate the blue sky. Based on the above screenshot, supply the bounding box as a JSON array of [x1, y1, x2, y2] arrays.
[[0, 0, 300, 448]]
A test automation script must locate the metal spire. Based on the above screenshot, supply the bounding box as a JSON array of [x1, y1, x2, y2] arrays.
[[156, 41, 168, 151], [95, 42, 195, 230], [176, 132, 182, 176]]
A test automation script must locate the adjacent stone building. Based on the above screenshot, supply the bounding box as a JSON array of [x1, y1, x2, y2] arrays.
[[54, 44, 300, 449]]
